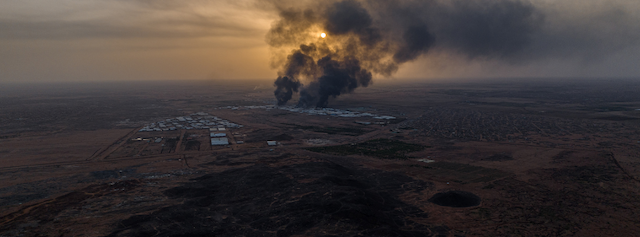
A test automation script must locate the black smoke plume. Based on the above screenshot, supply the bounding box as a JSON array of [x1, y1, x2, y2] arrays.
[[298, 56, 372, 107], [269, 0, 543, 107]]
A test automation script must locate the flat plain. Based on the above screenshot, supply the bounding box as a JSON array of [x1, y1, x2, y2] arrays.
[[1, 79, 639, 236]]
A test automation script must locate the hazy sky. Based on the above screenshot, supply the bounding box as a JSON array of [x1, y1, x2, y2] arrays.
[[1, 0, 639, 83]]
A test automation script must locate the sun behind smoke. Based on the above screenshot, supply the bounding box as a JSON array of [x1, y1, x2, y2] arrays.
[[320, 33, 326, 38]]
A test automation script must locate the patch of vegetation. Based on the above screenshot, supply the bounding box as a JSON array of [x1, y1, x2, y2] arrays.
[[538, 206, 559, 220], [476, 207, 491, 219], [466, 101, 535, 108], [597, 141, 614, 148], [162, 138, 178, 153], [482, 183, 495, 189], [387, 118, 407, 124], [583, 105, 630, 112], [283, 123, 371, 136], [271, 134, 294, 141], [442, 89, 475, 96], [215, 100, 258, 106], [320, 127, 370, 136], [415, 162, 511, 184], [399, 127, 415, 130], [185, 140, 201, 151], [0, 134, 19, 139], [436, 146, 463, 151], [306, 139, 426, 159], [552, 150, 574, 161], [409, 165, 434, 169], [493, 102, 535, 108], [483, 153, 513, 161], [594, 116, 639, 121], [552, 165, 618, 184]]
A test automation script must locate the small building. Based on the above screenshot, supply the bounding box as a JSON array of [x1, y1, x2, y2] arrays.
[[210, 133, 226, 137], [236, 141, 244, 144], [374, 116, 396, 120], [155, 138, 163, 143], [211, 138, 229, 146], [267, 141, 277, 146], [209, 127, 218, 131], [218, 127, 226, 131], [355, 121, 371, 125], [417, 159, 436, 163]]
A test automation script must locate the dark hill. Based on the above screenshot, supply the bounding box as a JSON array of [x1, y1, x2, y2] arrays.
[[108, 162, 449, 237]]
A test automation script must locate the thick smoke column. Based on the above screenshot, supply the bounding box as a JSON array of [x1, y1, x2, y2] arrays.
[[269, 0, 542, 107], [273, 50, 312, 105], [298, 57, 372, 107]]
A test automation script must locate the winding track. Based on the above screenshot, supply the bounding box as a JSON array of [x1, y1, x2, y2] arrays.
[[87, 126, 144, 161]]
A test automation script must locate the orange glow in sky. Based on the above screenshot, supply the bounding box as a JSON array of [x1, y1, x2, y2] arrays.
[[1, 0, 639, 83]]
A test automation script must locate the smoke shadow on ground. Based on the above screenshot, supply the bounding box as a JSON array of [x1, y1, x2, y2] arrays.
[[107, 161, 450, 237]]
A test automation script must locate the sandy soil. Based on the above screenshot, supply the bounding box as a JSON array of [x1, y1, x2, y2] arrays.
[[1, 79, 639, 236]]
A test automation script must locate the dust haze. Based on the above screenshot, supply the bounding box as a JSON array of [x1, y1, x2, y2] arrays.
[[1, 0, 640, 236], [0, 0, 639, 82], [2, 79, 640, 236]]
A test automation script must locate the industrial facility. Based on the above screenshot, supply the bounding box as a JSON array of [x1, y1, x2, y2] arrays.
[[219, 105, 396, 120], [139, 112, 243, 132]]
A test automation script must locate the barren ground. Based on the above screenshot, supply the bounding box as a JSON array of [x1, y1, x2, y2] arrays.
[[1, 79, 639, 236]]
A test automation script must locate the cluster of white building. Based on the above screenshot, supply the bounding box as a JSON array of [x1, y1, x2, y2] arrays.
[[139, 112, 243, 132], [210, 127, 231, 146], [210, 137, 229, 146], [218, 105, 397, 120]]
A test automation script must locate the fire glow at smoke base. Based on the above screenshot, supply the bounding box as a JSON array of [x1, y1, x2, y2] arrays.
[[269, 0, 542, 107]]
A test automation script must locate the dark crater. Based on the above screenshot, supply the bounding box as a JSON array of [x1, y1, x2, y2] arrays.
[[108, 162, 450, 237], [428, 191, 481, 207]]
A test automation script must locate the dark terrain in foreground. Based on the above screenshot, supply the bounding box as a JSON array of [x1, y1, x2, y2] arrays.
[[1, 79, 640, 236]]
